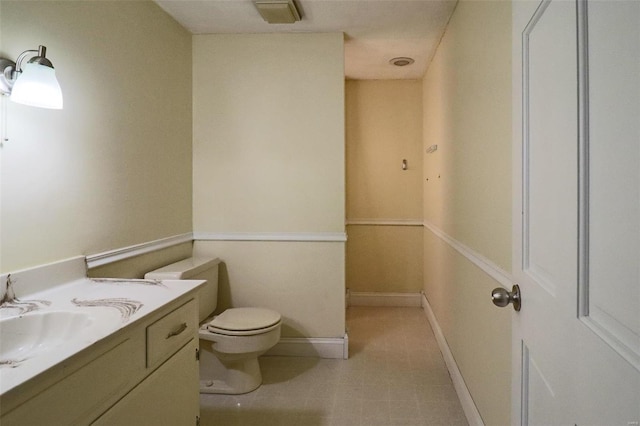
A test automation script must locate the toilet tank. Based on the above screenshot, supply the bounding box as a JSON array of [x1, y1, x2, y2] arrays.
[[145, 257, 220, 322]]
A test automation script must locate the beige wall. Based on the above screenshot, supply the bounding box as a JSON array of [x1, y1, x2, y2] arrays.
[[346, 80, 423, 220], [193, 34, 345, 234], [346, 80, 423, 293], [423, 1, 512, 270], [0, 1, 193, 274], [346, 225, 422, 293], [194, 241, 345, 338], [422, 1, 512, 425], [192, 34, 345, 338], [423, 231, 512, 426]]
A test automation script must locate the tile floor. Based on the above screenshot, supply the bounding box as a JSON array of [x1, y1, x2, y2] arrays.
[[200, 306, 468, 425]]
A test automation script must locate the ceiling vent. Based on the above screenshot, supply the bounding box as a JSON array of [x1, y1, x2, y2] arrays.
[[254, 0, 302, 24], [389, 57, 415, 67]]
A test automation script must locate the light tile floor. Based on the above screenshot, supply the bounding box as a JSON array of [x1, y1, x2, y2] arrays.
[[200, 306, 468, 425]]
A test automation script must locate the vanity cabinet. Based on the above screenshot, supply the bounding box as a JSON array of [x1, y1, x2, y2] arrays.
[[92, 339, 198, 425], [0, 297, 200, 426], [92, 300, 199, 426]]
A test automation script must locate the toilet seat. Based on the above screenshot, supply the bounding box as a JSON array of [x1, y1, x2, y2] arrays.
[[206, 308, 281, 336]]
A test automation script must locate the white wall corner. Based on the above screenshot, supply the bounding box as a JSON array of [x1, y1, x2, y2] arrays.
[[421, 293, 485, 426]]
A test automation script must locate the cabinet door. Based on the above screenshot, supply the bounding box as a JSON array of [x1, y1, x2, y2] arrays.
[[0, 337, 144, 426], [92, 340, 199, 426]]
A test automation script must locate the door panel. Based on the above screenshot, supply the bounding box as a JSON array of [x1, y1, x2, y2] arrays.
[[522, 345, 556, 426], [523, 0, 577, 296], [513, 1, 640, 425], [582, 0, 640, 369], [518, 2, 578, 423]]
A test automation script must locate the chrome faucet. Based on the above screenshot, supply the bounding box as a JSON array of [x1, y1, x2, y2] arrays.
[[0, 274, 17, 306], [0, 274, 51, 314]]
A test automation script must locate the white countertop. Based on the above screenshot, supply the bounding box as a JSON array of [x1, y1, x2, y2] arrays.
[[0, 257, 205, 395]]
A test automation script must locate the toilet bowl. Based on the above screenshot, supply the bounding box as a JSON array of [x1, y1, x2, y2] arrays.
[[199, 307, 281, 394], [145, 257, 281, 394]]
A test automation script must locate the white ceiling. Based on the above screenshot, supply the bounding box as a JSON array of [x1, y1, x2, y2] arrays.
[[154, 0, 458, 80]]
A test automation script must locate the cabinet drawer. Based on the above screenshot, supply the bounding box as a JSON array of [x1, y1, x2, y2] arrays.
[[146, 299, 197, 367]]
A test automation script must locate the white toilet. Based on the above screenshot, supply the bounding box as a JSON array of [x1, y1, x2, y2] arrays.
[[145, 257, 281, 395]]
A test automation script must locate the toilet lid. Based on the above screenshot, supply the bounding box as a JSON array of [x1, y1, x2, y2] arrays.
[[207, 308, 281, 332]]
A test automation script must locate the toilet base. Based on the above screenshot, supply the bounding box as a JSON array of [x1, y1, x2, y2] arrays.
[[199, 347, 263, 394]]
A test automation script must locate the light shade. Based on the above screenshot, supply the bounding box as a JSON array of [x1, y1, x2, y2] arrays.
[[10, 62, 63, 109]]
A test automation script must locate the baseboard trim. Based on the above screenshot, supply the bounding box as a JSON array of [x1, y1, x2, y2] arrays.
[[346, 219, 423, 226], [421, 293, 484, 426], [348, 292, 422, 307], [265, 335, 349, 359], [86, 233, 194, 269]]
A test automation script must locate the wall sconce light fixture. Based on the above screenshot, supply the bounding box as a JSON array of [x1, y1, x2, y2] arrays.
[[0, 45, 63, 109]]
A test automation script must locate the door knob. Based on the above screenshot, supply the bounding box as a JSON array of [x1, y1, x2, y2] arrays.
[[491, 284, 521, 311]]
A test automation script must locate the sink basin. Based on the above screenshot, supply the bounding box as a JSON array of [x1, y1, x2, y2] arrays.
[[0, 311, 118, 365]]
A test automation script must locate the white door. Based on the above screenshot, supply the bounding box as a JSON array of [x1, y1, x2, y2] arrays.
[[511, 1, 640, 425]]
